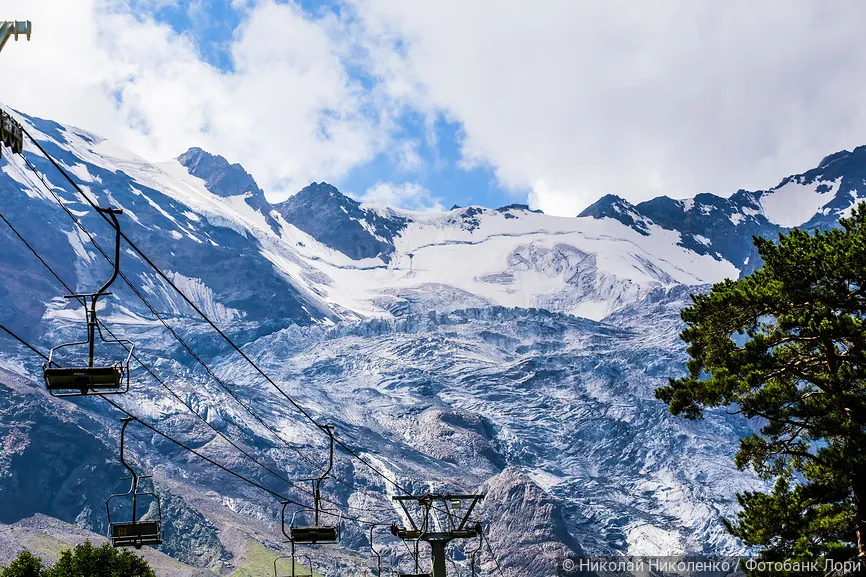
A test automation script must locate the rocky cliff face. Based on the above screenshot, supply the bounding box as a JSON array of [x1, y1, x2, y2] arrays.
[[274, 181, 408, 262], [479, 468, 583, 576]]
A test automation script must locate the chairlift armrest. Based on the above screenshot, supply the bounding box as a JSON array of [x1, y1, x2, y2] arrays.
[[63, 292, 114, 299]]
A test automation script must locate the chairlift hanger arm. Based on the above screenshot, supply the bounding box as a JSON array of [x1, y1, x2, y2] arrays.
[[94, 207, 123, 298], [370, 525, 382, 577], [105, 417, 163, 548], [118, 417, 138, 489]]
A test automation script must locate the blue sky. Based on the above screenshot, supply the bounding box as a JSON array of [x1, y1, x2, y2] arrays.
[[136, 0, 518, 212]]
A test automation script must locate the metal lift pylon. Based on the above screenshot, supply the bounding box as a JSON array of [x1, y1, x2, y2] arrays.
[[0, 21, 31, 54], [391, 494, 485, 577]]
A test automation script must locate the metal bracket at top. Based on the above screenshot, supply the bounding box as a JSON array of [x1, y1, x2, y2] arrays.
[[0, 21, 31, 54]]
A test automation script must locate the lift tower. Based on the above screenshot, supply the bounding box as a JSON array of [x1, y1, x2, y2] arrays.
[[0, 21, 31, 54], [391, 494, 485, 577]]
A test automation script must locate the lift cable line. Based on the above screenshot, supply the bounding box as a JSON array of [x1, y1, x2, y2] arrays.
[[0, 206, 388, 526], [7, 125, 509, 577], [0, 322, 47, 360], [18, 125, 417, 503], [481, 525, 506, 577], [0, 207, 302, 489], [11, 147, 391, 517], [0, 321, 307, 508]]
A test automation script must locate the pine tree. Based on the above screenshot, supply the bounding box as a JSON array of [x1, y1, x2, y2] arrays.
[[0, 544, 155, 577], [46, 542, 155, 577], [0, 551, 45, 577], [656, 204, 866, 575]]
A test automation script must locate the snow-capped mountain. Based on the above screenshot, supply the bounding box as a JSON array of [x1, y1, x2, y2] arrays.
[[1, 107, 863, 576], [579, 146, 866, 275]]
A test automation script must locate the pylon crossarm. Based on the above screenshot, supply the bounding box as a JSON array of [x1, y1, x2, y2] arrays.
[[456, 496, 483, 531], [395, 498, 419, 532]]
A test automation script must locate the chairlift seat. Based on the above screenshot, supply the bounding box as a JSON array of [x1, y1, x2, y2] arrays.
[[43, 365, 123, 395], [110, 520, 161, 548], [290, 525, 340, 544]]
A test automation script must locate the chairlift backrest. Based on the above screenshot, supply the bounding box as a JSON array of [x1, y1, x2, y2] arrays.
[[42, 207, 135, 397], [285, 506, 342, 545]]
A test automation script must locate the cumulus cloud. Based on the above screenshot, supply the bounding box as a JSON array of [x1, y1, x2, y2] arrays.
[[360, 181, 444, 212], [5, 1, 866, 216], [349, 0, 866, 215], [0, 0, 389, 200]]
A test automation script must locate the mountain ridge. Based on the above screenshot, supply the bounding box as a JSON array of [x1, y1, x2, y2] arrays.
[[2, 108, 865, 576]]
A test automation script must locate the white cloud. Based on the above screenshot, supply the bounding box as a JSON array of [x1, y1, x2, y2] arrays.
[[392, 139, 422, 171], [6, 1, 866, 217], [360, 181, 443, 212], [348, 0, 866, 215], [0, 0, 390, 201]]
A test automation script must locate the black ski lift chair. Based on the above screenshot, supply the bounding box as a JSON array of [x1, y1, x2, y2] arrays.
[[105, 418, 162, 548], [275, 553, 313, 577], [42, 206, 134, 396], [282, 425, 342, 544], [0, 110, 24, 156]]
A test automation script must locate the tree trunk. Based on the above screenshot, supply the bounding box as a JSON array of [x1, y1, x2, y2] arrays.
[[856, 476, 866, 559]]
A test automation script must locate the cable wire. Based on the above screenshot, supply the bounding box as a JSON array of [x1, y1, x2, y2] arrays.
[[6, 120, 508, 577], [0, 203, 388, 526], [0, 321, 292, 503], [482, 525, 507, 577], [16, 123, 495, 544], [14, 147, 391, 517], [22, 126, 413, 495]]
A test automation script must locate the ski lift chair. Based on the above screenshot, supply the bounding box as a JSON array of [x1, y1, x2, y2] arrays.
[[283, 503, 343, 545], [42, 207, 135, 396], [282, 426, 342, 545], [105, 418, 162, 549]]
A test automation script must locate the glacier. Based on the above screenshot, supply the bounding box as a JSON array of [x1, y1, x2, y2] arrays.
[[1, 106, 864, 576]]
